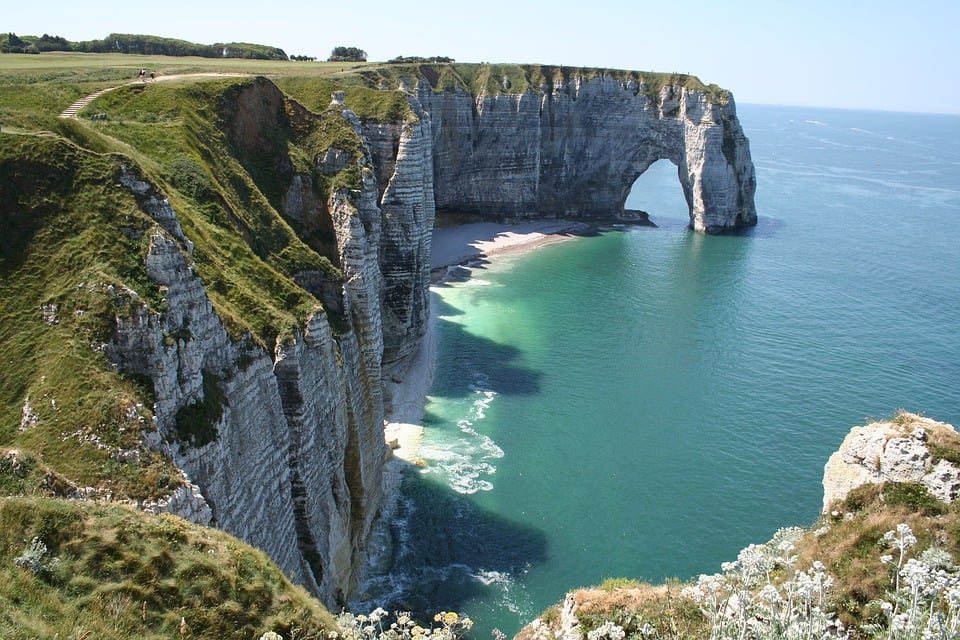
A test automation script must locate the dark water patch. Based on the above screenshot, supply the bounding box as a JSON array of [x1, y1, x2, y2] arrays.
[[431, 295, 542, 398], [358, 470, 547, 627]]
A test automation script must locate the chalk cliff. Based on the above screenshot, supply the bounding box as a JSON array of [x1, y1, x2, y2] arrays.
[[103, 79, 410, 607], [5, 66, 756, 610], [411, 69, 756, 232]]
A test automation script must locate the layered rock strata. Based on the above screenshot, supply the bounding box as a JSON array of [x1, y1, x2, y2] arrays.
[[415, 74, 756, 232], [108, 95, 400, 606]]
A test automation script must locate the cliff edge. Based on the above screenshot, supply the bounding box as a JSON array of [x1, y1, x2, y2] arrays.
[[517, 412, 960, 640], [822, 411, 960, 511]]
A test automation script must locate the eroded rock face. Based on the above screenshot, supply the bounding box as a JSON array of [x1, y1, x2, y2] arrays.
[[415, 75, 757, 232], [361, 100, 435, 365], [822, 413, 960, 511], [109, 159, 389, 606]]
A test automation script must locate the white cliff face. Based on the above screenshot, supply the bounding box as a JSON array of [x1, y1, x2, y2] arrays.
[[110, 230, 316, 593], [822, 413, 960, 512], [109, 155, 391, 607], [414, 75, 756, 232], [361, 100, 435, 366]]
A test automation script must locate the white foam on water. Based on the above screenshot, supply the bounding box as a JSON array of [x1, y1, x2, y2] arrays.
[[462, 278, 494, 287], [421, 387, 504, 494], [471, 568, 536, 618]]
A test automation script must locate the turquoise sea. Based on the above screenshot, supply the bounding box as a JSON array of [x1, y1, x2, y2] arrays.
[[356, 105, 960, 637]]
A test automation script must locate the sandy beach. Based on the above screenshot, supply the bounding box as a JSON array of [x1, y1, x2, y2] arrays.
[[382, 218, 594, 466], [429, 219, 596, 273]]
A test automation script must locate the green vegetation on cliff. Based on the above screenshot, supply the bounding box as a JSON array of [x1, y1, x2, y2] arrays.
[[0, 57, 372, 503], [0, 496, 334, 638], [0, 134, 179, 499], [348, 62, 728, 104], [0, 56, 384, 638]]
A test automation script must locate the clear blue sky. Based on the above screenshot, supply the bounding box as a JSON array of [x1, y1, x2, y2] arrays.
[[6, 0, 959, 114]]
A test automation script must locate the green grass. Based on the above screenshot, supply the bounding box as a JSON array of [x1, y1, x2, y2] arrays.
[[0, 496, 335, 639], [0, 51, 366, 131], [345, 62, 729, 104], [0, 133, 181, 499]]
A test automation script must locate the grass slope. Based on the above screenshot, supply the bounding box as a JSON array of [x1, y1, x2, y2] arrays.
[[0, 65, 362, 501], [0, 496, 334, 639], [0, 133, 178, 499]]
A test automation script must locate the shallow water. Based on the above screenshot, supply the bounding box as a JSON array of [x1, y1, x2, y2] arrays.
[[355, 105, 960, 637]]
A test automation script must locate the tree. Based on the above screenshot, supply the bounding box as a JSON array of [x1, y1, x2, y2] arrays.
[[328, 46, 367, 62], [1, 32, 28, 53]]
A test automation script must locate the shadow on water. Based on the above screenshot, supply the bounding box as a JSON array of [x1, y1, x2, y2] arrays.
[[363, 469, 548, 628], [428, 293, 543, 397]]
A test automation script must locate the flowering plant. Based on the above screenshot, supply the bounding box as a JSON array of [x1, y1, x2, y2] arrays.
[[869, 523, 960, 640], [680, 527, 841, 640], [330, 608, 473, 640]]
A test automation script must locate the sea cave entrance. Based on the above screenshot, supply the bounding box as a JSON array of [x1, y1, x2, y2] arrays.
[[624, 159, 690, 226]]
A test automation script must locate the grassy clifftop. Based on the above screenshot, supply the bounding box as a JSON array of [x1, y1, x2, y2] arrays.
[[1, 61, 379, 503], [0, 496, 334, 639], [0, 134, 180, 500], [0, 62, 359, 638]]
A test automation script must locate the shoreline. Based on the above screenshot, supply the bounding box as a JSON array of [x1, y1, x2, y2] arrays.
[[428, 218, 600, 279], [367, 217, 629, 598], [382, 218, 598, 467]]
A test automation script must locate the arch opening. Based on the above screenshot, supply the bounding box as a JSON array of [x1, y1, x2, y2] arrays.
[[623, 159, 690, 225]]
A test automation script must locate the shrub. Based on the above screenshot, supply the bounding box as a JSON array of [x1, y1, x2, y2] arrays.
[[174, 370, 226, 448], [328, 46, 367, 62], [13, 536, 61, 580], [884, 483, 947, 516]]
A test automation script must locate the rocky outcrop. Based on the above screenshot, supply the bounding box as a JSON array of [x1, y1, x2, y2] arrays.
[[414, 74, 756, 232], [822, 413, 960, 511]]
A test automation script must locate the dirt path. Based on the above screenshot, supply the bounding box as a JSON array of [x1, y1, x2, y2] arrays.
[[58, 72, 250, 119]]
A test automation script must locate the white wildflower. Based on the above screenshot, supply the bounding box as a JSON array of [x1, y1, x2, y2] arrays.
[[586, 621, 625, 640]]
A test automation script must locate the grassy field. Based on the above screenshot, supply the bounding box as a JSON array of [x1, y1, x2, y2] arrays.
[[0, 51, 365, 76], [0, 52, 377, 130]]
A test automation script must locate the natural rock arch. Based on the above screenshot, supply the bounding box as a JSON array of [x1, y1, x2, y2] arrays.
[[415, 75, 757, 233]]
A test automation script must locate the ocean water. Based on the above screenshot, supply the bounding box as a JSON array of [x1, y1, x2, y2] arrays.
[[356, 105, 960, 637]]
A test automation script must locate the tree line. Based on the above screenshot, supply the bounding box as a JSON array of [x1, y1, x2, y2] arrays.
[[1, 32, 289, 60]]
